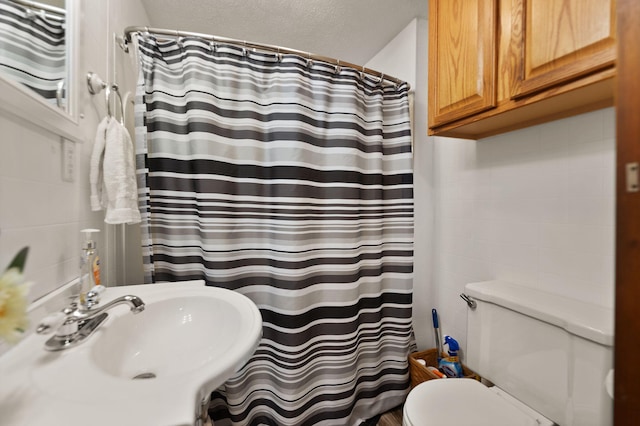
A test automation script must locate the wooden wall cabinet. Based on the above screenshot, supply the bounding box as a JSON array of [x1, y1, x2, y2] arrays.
[[428, 0, 616, 139]]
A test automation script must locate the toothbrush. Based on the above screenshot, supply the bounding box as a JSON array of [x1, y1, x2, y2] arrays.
[[432, 308, 444, 360]]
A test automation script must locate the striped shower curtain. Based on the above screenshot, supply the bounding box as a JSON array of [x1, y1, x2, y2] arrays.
[[135, 34, 415, 426], [0, 0, 65, 103]]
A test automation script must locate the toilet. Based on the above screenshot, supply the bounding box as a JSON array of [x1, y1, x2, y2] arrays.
[[403, 280, 614, 426]]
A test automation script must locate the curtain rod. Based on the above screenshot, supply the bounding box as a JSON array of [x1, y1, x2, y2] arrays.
[[121, 26, 408, 88]]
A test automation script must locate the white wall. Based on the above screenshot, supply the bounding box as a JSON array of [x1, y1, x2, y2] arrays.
[[0, 0, 149, 304], [366, 19, 418, 89], [366, 19, 616, 357], [366, 18, 436, 350], [433, 109, 616, 353]]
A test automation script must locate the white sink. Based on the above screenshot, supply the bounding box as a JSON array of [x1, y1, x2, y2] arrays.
[[0, 280, 262, 426], [91, 289, 254, 381]]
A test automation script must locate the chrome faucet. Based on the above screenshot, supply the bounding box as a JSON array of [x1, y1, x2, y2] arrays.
[[37, 292, 145, 351], [75, 294, 145, 320]]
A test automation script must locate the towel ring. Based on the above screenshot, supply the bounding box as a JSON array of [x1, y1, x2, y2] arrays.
[[87, 72, 125, 124], [106, 84, 125, 124]]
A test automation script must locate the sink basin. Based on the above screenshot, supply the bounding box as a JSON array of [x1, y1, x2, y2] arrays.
[[91, 291, 250, 380], [0, 280, 262, 426]]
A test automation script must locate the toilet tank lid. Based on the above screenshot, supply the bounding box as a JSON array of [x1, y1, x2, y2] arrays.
[[465, 281, 613, 346]]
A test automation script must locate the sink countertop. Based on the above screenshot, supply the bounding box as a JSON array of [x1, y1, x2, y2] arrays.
[[0, 280, 262, 426]]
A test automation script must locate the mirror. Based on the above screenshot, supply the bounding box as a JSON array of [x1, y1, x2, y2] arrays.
[[0, 0, 79, 140], [0, 0, 68, 110]]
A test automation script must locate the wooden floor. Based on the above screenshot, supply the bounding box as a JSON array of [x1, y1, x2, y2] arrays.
[[376, 406, 403, 426]]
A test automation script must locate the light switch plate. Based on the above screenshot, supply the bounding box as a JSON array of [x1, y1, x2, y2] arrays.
[[62, 138, 75, 182]]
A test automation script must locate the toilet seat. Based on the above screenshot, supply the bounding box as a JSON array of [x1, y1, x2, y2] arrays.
[[403, 379, 553, 426]]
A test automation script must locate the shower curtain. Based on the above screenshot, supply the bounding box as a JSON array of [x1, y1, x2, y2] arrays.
[[135, 34, 415, 426], [0, 0, 66, 103]]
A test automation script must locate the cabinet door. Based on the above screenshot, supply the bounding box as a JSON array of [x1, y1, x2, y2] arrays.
[[511, 0, 616, 98], [428, 0, 498, 127]]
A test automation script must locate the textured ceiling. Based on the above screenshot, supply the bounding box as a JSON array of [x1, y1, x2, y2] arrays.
[[139, 0, 427, 65]]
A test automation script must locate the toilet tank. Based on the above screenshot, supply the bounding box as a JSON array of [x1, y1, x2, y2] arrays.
[[464, 281, 613, 426]]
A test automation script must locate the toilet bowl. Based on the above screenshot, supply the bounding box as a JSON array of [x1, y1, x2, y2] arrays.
[[403, 280, 613, 426], [403, 379, 553, 426]]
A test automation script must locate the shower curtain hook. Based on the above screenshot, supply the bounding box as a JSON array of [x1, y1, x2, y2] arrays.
[[175, 30, 184, 49], [306, 51, 313, 68]]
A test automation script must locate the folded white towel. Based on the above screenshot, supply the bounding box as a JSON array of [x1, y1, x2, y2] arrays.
[[103, 118, 141, 224], [89, 116, 141, 225], [90, 116, 110, 211]]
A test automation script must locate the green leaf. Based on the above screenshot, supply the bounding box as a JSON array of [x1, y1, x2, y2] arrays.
[[7, 246, 29, 273]]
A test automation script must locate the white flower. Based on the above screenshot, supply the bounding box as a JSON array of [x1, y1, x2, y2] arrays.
[[0, 267, 30, 344]]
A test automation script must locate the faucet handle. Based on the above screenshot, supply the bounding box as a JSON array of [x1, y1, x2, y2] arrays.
[[55, 317, 79, 337], [36, 312, 66, 335], [85, 285, 106, 309]]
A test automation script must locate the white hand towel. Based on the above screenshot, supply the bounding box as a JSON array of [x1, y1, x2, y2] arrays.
[[89, 116, 110, 211], [103, 118, 141, 224]]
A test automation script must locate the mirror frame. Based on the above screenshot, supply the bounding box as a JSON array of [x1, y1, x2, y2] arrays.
[[0, 0, 81, 142]]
